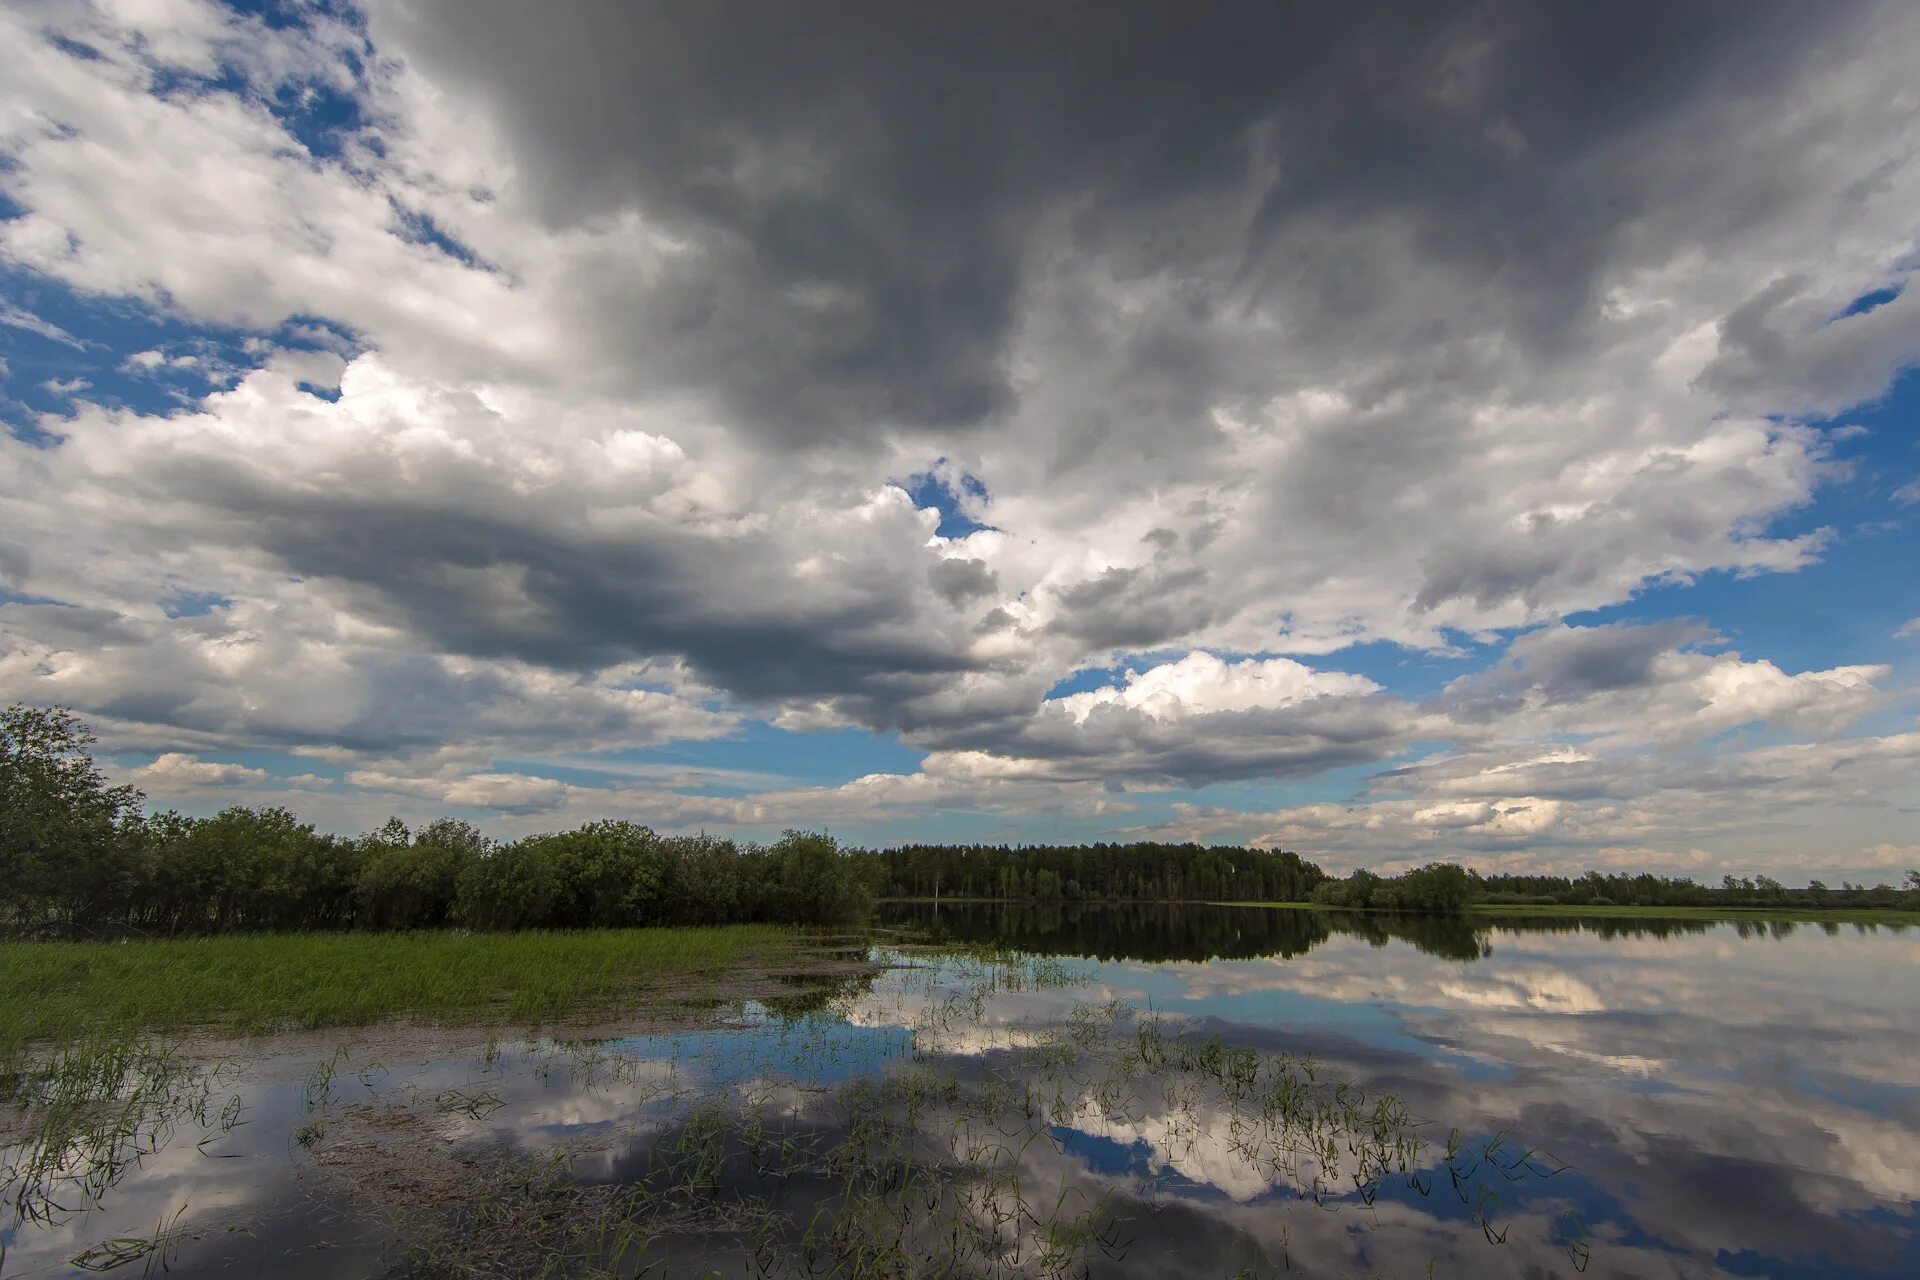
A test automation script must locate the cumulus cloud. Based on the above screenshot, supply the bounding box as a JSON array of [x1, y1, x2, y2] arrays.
[[1, 1, 1918, 850], [130, 752, 268, 788], [907, 652, 1416, 787], [1128, 729, 1920, 877], [1441, 622, 1888, 746]]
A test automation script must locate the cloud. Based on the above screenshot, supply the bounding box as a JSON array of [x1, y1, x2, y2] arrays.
[[345, 769, 571, 816], [1127, 728, 1920, 876], [1, 1, 1918, 847], [0, 594, 736, 764], [1896, 617, 1920, 639], [129, 752, 267, 787], [0, 303, 83, 347], [906, 652, 1414, 787], [1440, 622, 1888, 746]]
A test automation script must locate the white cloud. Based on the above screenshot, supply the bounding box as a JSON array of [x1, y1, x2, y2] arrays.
[[1050, 652, 1377, 722], [1126, 729, 1920, 877], [1, 1, 1918, 852], [0, 302, 83, 346], [129, 752, 266, 787]]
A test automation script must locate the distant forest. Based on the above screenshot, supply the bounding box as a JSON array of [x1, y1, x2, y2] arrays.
[[5, 704, 1917, 937], [865, 844, 1920, 912]]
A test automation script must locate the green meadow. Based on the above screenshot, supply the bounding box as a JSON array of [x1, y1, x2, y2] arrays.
[[1209, 899, 1920, 925], [0, 925, 816, 1048]]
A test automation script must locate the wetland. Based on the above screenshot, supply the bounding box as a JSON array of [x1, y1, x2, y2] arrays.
[[3, 905, 1917, 1278]]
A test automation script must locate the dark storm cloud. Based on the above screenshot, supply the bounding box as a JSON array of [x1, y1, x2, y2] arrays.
[[7, 0, 1913, 822], [1046, 564, 1219, 652], [369, 0, 1843, 446], [1443, 619, 1713, 720], [190, 486, 985, 708]]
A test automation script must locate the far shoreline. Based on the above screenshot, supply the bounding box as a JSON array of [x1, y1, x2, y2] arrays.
[[878, 897, 1920, 926]]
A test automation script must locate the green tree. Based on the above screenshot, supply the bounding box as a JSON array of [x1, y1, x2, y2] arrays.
[[769, 831, 871, 924], [358, 817, 485, 929], [454, 839, 563, 931], [0, 704, 144, 929]]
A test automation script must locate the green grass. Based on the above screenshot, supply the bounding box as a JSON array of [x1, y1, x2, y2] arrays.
[[1207, 899, 1920, 925], [0, 926, 812, 1048], [1463, 902, 1920, 924]]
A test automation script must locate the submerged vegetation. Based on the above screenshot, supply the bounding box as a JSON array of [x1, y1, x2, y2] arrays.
[[5, 705, 1918, 942], [383, 961, 1571, 1278], [2, 952, 1577, 1277]]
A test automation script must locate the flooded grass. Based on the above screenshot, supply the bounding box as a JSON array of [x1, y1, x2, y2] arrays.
[[1462, 903, 1920, 924], [1205, 900, 1920, 924], [0, 1037, 237, 1245], [300, 951, 1571, 1278], [11, 912, 1913, 1277], [0, 926, 819, 1048], [0, 947, 1575, 1277]]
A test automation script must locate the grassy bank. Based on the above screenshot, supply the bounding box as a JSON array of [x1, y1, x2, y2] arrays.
[[0, 925, 818, 1047], [1203, 900, 1920, 925], [893, 895, 1920, 925], [1464, 902, 1920, 925]]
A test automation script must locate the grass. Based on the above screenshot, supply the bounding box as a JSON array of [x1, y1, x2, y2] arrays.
[[368, 954, 1564, 1276], [0, 925, 813, 1048], [1463, 902, 1920, 924], [0, 944, 1570, 1274], [1207, 899, 1920, 925]]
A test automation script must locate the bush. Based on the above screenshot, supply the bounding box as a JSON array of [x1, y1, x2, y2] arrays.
[[1, 704, 145, 929], [769, 831, 871, 924], [157, 806, 360, 932], [454, 840, 563, 931], [358, 818, 484, 929]]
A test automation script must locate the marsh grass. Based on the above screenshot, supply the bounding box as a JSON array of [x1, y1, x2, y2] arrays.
[[5, 947, 1574, 1277], [0, 925, 811, 1047], [1463, 903, 1920, 925], [1209, 900, 1920, 925], [0, 1037, 239, 1238], [370, 951, 1573, 1278]]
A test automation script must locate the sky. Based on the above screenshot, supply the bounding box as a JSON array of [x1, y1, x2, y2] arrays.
[[1, 0, 1917, 881]]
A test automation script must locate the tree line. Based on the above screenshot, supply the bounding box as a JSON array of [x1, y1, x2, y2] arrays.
[[1476, 869, 1920, 911], [1, 706, 869, 935], [4, 705, 1916, 936], [863, 841, 1327, 903]]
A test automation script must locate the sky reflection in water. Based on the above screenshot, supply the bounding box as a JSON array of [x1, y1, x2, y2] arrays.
[[2, 908, 1915, 1278]]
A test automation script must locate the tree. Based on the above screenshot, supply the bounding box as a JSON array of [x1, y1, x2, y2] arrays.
[[1905, 869, 1920, 893], [0, 704, 144, 928], [359, 817, 485, 929], [769, 831, 870, 924]]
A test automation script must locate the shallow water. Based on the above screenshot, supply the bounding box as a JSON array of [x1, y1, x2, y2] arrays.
[[3, 906, 1916, 1278]]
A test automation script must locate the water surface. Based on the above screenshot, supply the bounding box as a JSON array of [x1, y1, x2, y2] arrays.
[[3, 905, 1915, 1278]]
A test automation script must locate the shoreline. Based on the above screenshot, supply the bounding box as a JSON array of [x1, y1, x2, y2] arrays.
[[878, 896, 1920, 925]]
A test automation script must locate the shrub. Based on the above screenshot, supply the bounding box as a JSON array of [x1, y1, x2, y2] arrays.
[[769, 831, 871, 924], [358, 818, 485, 929]]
